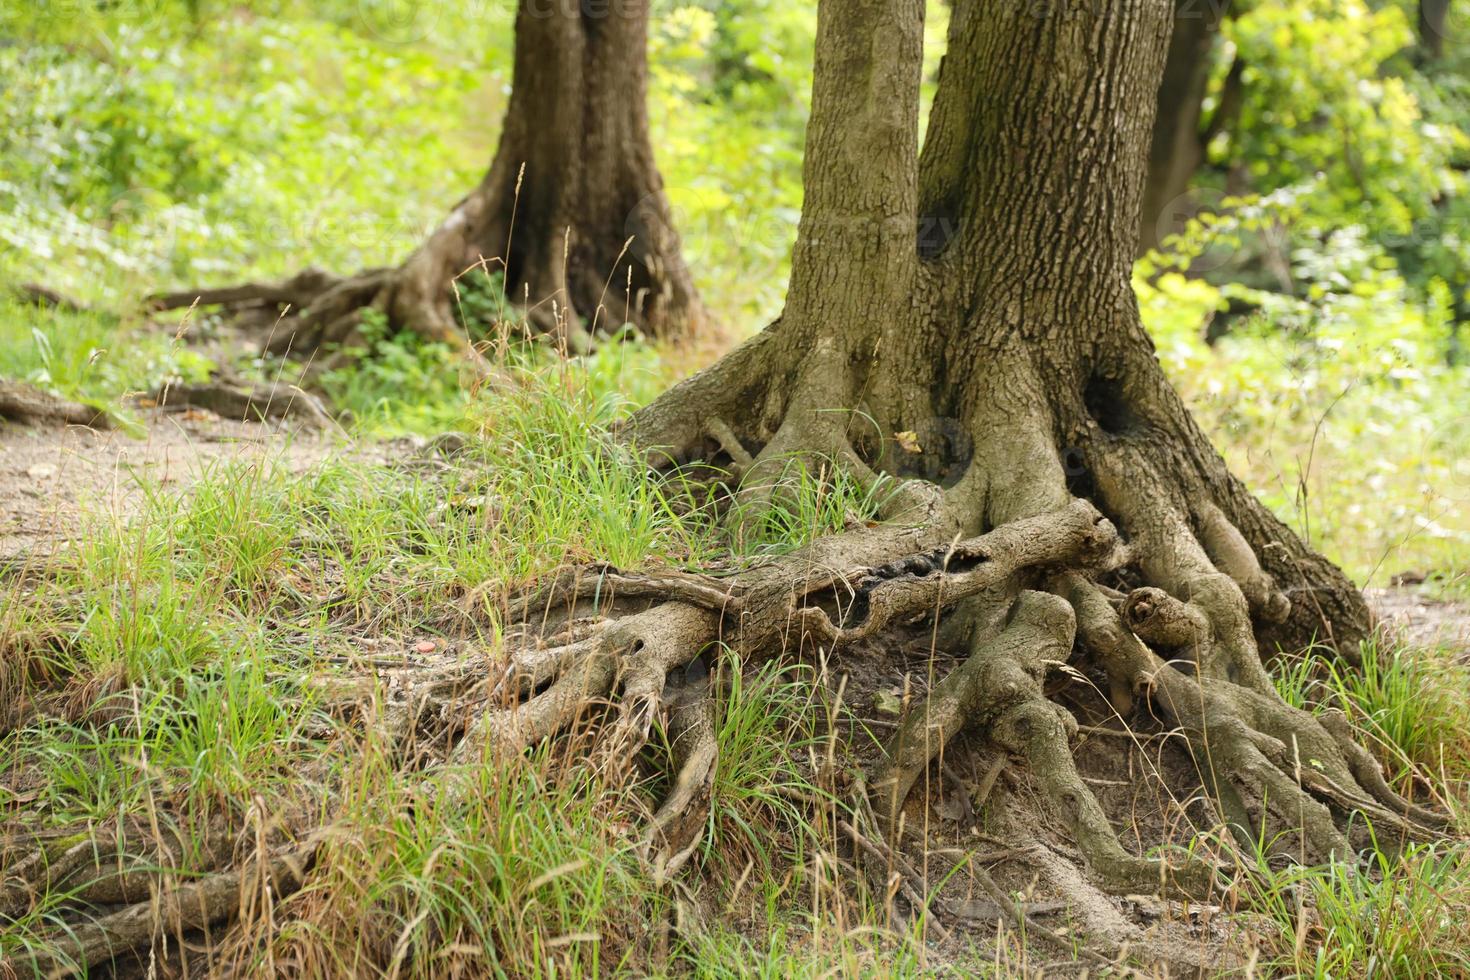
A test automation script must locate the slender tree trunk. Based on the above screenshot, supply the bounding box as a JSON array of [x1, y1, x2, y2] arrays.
[[152, 0, 706, 364], [1420, 0, 1449, 60], [1138, 0, 1230, 252]]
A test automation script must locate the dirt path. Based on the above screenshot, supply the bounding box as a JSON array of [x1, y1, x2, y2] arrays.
[[4, 412, 1468, 660], [1368, 586, 1470, 655], [0, 412, 349, 561]]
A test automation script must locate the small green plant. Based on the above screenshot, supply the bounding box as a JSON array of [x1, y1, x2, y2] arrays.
[[689, 657, 832, 876], [451, 266, 518, 340], [317, 308, 468, 433], [1239, 835, 1470, 978], [729, 456, 894, 555]]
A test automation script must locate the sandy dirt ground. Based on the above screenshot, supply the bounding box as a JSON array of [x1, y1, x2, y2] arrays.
[[0, 411, 348, 561], [1368, 586, 1470, 655]]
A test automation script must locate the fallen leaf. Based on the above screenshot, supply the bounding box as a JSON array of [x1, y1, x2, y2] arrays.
[[894, 430, 922, 453]]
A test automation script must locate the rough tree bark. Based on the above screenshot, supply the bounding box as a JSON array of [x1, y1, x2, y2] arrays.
[[17, 0, 1447, 970], [149, 0, 706, 365], [621, 0, 1434, 892]]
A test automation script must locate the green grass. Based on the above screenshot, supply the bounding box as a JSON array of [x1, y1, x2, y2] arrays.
[[0, 293, 213, 416], [1273, 638, 1470, 805], [270, 751, 665, 977], [4, 347, 1470, 975], [728, 456, 896, 556], [1235, 837, 1470, 978]]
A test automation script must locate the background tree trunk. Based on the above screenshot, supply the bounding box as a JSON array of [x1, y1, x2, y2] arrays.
[[153, 0, 706, 363], [1138, 0, 1232, 253], [394, 0, 707, 348], [1420, 0, 1449, 60]]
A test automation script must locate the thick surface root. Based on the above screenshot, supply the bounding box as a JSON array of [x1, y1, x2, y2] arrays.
[[641, 684, 718, 883], [7, 428, 1446, 970], [0, 381, 109, 429]]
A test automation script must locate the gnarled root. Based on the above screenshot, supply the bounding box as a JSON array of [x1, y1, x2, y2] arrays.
[[874, 591, 1212, 896], [145, 262, 497, 381], [1, 821, 238, 920], [10, 453, 1441, 970], [640, 679, 718, 884], [1063, 574, 1446, 863], [21, 837, 319, 978]]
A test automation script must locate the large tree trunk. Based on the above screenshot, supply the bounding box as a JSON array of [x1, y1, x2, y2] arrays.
[[151, 0, 705, 366], [634, 0, 1364, 655], [622, 0, 1425, 897]]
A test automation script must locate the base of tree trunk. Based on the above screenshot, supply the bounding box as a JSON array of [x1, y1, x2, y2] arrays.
[[147, 157, 708, 384]]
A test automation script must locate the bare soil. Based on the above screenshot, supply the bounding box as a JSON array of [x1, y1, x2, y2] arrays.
[[1369, 586, 1470, 656], [0, 410, 347, 562]]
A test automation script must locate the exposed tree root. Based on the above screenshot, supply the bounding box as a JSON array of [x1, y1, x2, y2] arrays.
[[0, 381, 109, 429], [970, 861, 1114, 968], [144, 264, 501, 381], [10, 283, 94, 315], [8, 402, 1449, 972], [641, 683, 718, 884], [153, 377, 335, 428], [22, 838, 319, 978]]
